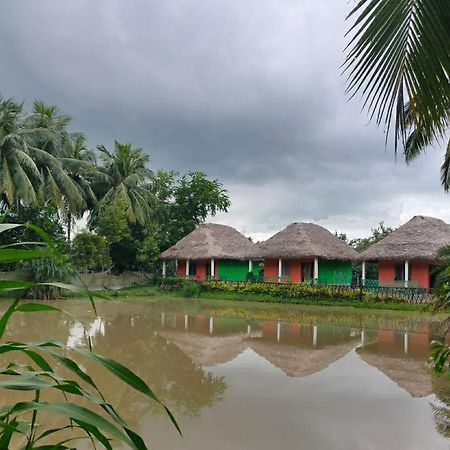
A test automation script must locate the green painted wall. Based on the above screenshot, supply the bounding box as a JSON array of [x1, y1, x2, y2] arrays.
[[318, 259, 352, 285], [217, 260, 260, 281]]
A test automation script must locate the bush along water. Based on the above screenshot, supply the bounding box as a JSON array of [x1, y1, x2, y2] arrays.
[[181, 280, 202, 298], [200, 280, 408, 304]]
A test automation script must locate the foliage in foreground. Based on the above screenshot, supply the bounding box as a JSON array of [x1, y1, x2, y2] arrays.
[[0, 223, 179, 449], [344, 0, 450, 186]]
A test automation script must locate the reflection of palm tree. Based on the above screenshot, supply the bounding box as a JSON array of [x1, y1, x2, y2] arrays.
[[89, 314, 227, 426], [1, 310, 227, 431]]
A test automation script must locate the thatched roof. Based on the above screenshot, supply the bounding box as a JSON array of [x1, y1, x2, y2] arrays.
[[255, 222, 358, 260], [158, 330, 246, 366], [249, 339, 357, 377], [356, 348, 432, 397], [159, 329, 357, 376], [160, 223, 256, 260], [358, 216, 450, 262]]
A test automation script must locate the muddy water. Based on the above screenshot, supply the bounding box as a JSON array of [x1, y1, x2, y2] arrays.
[[2, 299, 450, 449]]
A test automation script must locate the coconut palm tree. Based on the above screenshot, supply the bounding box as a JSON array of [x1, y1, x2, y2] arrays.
[[94, 141, 154, 224], [344, 0, 450, 186], [28, 101, 87, 215], [0, 97, 42, 208], [60, 133, 99, 242]]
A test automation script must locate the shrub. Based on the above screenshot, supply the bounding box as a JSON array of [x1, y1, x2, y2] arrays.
[[201, 281, 406, 304], [246, 271, 256, 282], [22, 256, 72, 299], [181, 280, 202, 298]]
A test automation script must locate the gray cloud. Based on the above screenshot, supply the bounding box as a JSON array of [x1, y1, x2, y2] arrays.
[[1, 0, 449, 240]]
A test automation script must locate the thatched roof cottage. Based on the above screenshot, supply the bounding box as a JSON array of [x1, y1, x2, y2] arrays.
[[256, 222, 358, 284], [160, 223, 258, 281], [359, 216, 450, 288]]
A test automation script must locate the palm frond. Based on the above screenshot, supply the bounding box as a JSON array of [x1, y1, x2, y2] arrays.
[[440, 138, 450, 191], [344, 0, 450, 156]]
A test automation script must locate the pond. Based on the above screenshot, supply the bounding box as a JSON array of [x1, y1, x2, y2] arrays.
[[3, 298, 450, 449]]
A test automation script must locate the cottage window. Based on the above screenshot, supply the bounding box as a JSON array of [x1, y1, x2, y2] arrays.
[[281, 260, 289, 277], [394, 264, 404, 281], [189, 262, 197, 276], [302, 262, 313, 281]]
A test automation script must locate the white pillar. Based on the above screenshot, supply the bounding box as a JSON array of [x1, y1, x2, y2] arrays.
[[185, 260, 190, 278], [314, 257, 319, 282], [184, 314, 188, 331], [404, 260, 409, 287], [247, 324, 251, 337], [209, 317, 214, 335], [161, 312, 165, 327], [162, 260, 167, 278], [278, 258, 282, 281], [249, 260, 253, 272], [210, 258, 215, 279], [277, 321, 281, 342], [404, 330, 408, 354], [361, 261, 366, 284], [360, 328, 365, 348], [313, 325, 318, 347], [175, 259, 178, 271]]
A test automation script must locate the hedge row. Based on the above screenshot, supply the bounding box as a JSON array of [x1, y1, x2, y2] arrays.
[[161, 278, 408, 304], [202, 280, 409, 303]]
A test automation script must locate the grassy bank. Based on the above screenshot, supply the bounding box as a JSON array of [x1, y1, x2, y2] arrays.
[[78, 284, 432, 313]]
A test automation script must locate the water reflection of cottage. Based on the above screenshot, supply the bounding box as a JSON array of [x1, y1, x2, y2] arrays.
[[159, 313, 361, 377], [356, 328, 433, 397], [159, 312, 441, 393]]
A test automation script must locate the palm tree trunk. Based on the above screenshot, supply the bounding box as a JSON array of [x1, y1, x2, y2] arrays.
[[67, 211, 72, 243]]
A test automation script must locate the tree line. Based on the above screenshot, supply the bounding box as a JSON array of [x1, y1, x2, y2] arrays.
[[0, 95, 230, 274]]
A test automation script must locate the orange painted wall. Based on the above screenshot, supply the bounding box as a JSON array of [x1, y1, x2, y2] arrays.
[[175, 260, 218, 280], [378, 260, 430, 288], [264, 259, 278, 281], [196, 262, 206, 280], [378, 262, 396, 283], [264, 259, 305, 283], [177, 261, 186, 277], [289, 260, 302, 283], [410, 262, 430, 288]]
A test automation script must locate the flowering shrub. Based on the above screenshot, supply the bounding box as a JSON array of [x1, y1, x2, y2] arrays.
[[201, 280, 406, 304]]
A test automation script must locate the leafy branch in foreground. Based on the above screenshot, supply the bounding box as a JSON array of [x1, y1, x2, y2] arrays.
[[344, 0, 450, 185], [0, 223, 180, 449]]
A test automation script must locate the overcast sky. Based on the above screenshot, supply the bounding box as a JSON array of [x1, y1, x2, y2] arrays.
[[1, 0, 449, 241]]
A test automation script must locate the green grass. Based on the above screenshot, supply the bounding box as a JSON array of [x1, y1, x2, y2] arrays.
[[69, 284, 435, 313]]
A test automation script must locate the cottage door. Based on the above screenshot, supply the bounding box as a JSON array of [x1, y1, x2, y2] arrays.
[[302, 262, 313, 282]]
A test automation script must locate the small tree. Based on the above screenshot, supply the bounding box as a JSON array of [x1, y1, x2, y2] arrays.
[[71, 231, 111, 272]]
